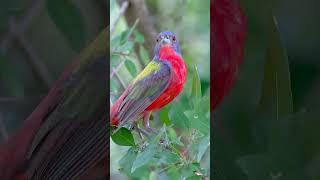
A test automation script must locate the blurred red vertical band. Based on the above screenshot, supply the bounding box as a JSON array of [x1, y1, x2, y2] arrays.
[[211, 0, 247, 111]]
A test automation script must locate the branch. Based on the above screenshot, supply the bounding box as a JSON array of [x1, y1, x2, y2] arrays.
[[0, 95, 44, 103], [110, 57, 126, 78], [0, 0, 53, 90], [113, 69, 126, 90], [16, 32, 54, 89], [116, 0, 157, 56], [111, 1, 129, 35], [0, 0, 46, 53]]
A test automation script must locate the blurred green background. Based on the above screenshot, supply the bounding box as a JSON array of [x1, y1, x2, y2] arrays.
[[110, 0, 210, 179], [213, 0, 320, 179], [0, 0, 107, 141]]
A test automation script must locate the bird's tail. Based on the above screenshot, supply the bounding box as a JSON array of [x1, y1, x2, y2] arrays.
[[110, 88, 130, 126]]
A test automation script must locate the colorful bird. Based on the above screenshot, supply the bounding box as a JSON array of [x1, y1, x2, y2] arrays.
[[110, 31, 187, 132]]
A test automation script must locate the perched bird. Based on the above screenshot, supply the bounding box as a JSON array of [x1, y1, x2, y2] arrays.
[[110, 31, 187, 132], [211, 0, 247, 110], [0, 29, 109, 180]]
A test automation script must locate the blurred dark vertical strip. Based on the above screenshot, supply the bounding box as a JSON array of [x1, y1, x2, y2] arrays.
[[106, 1, 111, 179]]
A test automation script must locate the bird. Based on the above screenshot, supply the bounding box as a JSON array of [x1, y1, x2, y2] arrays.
[[110, 31, 187, 133]]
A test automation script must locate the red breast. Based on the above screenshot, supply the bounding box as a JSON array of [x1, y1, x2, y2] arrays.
[[145, 46, 187, 111]]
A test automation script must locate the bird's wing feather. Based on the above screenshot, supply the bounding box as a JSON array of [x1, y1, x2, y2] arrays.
[[115, 60, 172, 130], [26, 56, 108, 179]]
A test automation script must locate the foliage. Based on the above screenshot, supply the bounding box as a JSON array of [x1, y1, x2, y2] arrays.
[[213, 12, 320, 180], [0, 0, 104, 138], [110, 1, 210, 179]]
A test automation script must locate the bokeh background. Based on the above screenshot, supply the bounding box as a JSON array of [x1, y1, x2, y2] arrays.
[[110, 0, 210, 179], [0, 0, 107, 143], [213, 0, 320, 179]]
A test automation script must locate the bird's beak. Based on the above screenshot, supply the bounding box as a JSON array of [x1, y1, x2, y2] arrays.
[[160, 38, 172, 47]]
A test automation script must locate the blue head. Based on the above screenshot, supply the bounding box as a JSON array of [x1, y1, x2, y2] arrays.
[[154, 31, 181, 58]]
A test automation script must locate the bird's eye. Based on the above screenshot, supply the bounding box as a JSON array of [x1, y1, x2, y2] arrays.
[[156, 38, 159, 42], [172, 36, 176, 42]]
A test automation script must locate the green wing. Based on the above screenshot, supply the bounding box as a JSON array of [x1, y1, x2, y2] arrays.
[[116, 60, 172, 129]]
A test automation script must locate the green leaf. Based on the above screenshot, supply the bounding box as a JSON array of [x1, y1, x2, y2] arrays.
[[139, 45, 150, 65], [167, 128, 184, 146], [47, 0, 85, 52], [116, 41, 134, 53], [167, 166, 180, 180], [134, 30, 145, 44], [257, 16, 293, 118], [111, 127, 135, 146], [200, 95, 210, 116], [119, 147, 138, 174], [149, 171, 158, 180], [169, 104, 189, 129], [158, 151, 180, 164], [131, 140, 158, 173], [197, 136, 210, 162], [125, 60, 137, 77], [159, 106, 171, 125], [191, 65, 202, 101], [181, 163, 202, 179], [184, 110, 209, 134], [120, 19, 139, 45]]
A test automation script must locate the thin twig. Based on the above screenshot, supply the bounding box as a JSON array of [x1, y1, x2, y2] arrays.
[[110, 92, 119, 96], [0, 0, 53, 90], [113, 69, 126, 90], [111, 51, 130, 56], [0, 0, 46, 53], [117, 0, 157, 56], [16, 33, 54, 89], [111, 1, 129, 35], [110, 57, 126, 78]]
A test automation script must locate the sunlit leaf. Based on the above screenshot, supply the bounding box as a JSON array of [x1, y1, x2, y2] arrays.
[[159, 106, 171, 125], [184, 110, 209, 134], [134, 30, 145, 44], [120, 19, 139, 45], [139, 45, 150, 65], [197, 136, 210, 162], [116, 41, 134, 53], [166, 128, 183, 146], [191, 65, 202, 99], [149, 171, 158, 180], [158, 151, 180, 164], [131, 140, 157, 173], [111, 127, 135, 146], [119, 147, 138, 174], [181, 162, 202, 179], [125, 59, 137, 77], [169, 104, 189, 129]]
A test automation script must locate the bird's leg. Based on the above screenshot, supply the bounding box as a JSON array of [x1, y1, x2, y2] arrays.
[[143, 112, 157, 133], [132, 122, 149, 139]]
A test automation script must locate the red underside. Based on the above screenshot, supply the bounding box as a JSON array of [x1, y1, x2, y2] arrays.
[[145, 47, 187, 111]]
